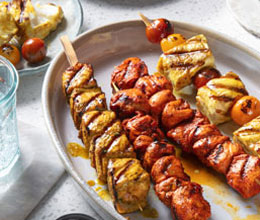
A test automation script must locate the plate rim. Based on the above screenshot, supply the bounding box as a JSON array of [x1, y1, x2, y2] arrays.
[[42, 19, 260, 220], [18, 0, 84, 76]]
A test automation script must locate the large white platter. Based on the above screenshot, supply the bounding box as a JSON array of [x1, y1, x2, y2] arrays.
[[42, 20, 260, 220]]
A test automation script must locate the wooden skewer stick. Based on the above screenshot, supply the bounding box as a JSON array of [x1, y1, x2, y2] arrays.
[[255, 178, 260, 186], [60, 35, 78, 66], [139, 12, 151, 27], [111, 82, 119, 93], [138, 204, 144, 212]]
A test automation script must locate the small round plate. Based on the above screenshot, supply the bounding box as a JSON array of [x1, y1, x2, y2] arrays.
[[56, 213, 96, 220], [17, 0, 83, 76], [227, 0, 260, 37]]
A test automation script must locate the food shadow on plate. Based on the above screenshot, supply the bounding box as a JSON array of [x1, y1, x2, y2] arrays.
[[89, 0, 177, 8], [45, 17, 68, 45]]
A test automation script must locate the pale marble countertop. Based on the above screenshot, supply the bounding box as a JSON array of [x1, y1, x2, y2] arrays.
[[19, 0, 260, 219]]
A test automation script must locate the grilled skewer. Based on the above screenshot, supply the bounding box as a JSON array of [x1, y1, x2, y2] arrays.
[[156, 30, 260, 128], [110, 58, 211, 220], [60, 36, 150, 214], [110, 57, 260, 199]]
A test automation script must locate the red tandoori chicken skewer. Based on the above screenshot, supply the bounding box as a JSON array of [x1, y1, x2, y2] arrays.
[[110, 57, 211, 220], [110, 57, 260, 200]]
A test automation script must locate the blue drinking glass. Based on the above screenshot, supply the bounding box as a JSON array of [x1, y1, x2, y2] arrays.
[[0, 56, 19, 177]]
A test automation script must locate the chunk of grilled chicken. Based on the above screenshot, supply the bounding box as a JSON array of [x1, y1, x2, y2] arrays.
[[171, 181, 211, 220], [151, 156, 190, 184], [152, 156, 211, 220], [157, 34, 215, 91], [196, 71, 248, 125], [167, 111, 210, 153], [133, 135, 154, 160], [62, 62, 97, 102], [122, 114, 165, 143], [107, 158, 150, 214], [143, 141, 176, 171], [227, 154, 260, 198], [80, 110, 136, 181], [149, 89, 176, 119], [161, 99, 194, 130], [233, 116, 260, 157], [93, 121, 136, 182], [80, 110, 116, 157], [111, 57, 148, 92], [69, 87, 107, 129], [135, 73, 173, 98], [193, 135, 230, 164], [110, 88, 150, 119]]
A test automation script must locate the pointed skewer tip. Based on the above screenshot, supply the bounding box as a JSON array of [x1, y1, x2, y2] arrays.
[[138, 12, 151, 27]]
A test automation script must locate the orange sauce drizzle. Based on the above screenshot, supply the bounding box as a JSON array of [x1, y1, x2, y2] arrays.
[[87, 180, 95, 187], [95, 186, 102, 192], [140, 205, 159, 218], [67, 142, 89, 159], [177, 150, 260, 220], [98, 189, 111, 201]]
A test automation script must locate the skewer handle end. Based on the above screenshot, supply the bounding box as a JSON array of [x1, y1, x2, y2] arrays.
[[60, 35, 78, 66]]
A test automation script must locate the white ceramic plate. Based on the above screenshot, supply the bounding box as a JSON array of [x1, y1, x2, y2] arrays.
[[42, 20, 260, 220], [16, 0, 83, 76]]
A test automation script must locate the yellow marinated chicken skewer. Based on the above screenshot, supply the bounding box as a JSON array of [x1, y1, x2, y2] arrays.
[[60, 36, 150, 214]]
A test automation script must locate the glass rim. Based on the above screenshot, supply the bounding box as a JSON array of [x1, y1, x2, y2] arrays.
[[0, 56, 19, 105]]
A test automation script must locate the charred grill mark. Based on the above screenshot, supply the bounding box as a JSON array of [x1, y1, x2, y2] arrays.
[[241, 99, 252, 114], [115, 160, 135, 184], [101, 132, 122, 155], [213, 144, 223, 164], [207, 83, 248, 95], [236, 128, 260, 134], [92, 119, 118, 150], [110, 169, 118, 200], [210, 95, 235, 102], [90, 118, 117, 167], [241, 155, 250, 179], [165, 48, 209, 56], [96, 133, 122, 176], [19, 0, 26, 23], [170, 63, 194, 69], [78, 92, 104, 118], [66, 65, 92, 93], [134, 172, 143, 182], [83, 111, 101, 129], [66, 65, 84, 93], [205, 142, 221, 160]]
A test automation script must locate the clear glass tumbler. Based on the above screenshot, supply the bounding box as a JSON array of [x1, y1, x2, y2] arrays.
[[0, 56, 19, 177]]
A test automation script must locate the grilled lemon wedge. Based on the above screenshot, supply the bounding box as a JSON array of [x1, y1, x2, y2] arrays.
[[8, 0, 63, 42], [0, 2, 18, 45]]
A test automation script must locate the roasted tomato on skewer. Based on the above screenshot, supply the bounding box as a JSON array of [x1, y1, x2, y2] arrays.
[[139, 13, 173, 44], [231, 95, 260, 126]]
